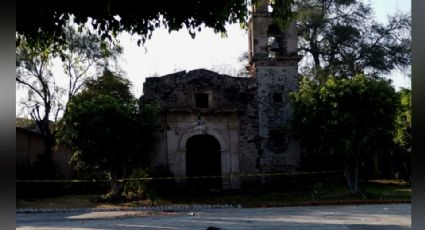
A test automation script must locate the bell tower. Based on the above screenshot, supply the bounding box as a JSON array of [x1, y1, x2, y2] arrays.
[[248, 0, 302, 172], [248, 0, 301, 71]]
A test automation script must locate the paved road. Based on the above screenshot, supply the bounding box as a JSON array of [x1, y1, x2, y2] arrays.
[[16, 204, 411, 230]]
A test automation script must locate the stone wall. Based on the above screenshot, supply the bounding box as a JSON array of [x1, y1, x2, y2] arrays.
[[142, 69, 260, 189], [142, 65, 302, 188], [255, 65, 301, 173], [16, 127, 75, 179], [248, 0, 302, 175]]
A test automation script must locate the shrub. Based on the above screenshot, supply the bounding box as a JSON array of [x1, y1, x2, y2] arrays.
[[123, 167, 150, 200]]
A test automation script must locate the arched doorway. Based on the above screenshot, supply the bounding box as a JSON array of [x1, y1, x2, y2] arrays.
[[186, 134, 222, 190]]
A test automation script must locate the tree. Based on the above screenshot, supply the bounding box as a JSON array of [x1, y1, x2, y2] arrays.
[[59, 26, 123, 104], [394, 89, 411, 151], [295, 0, 411, 78], [290, 75, 398, 194], [392, 88, 411, 180], [59, 70, 159, 197], [17, 0, 295, 50], [17, 0, 248, 50], [16, 25, 121, 167]]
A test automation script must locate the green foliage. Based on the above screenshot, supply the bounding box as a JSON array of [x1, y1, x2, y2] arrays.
[[123, 168, 150, 200], [59, 69, 159, 183], [394, 89, 411, 151], [123, 166, 177, 201], [295, 0, 411, 78], [17, 0, 255, 50], [290, 75, 399, 193], [291, 75, 398, 158], [59, 26, 123, 99], [391, 88, 411, 180], [146, 189, 159, 206], [16, 25, 121, 161], [270, 0, 296, 30], [16, 117, 37, 129]]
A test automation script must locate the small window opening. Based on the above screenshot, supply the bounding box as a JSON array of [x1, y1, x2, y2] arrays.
[[273, 93, 283, 103], [195, 93, 209, 108]]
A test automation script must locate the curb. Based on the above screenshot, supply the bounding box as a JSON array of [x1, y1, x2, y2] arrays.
[[261, 199, 411, 208], [16, 200, 411, 214], [16, 204, 242, 214]]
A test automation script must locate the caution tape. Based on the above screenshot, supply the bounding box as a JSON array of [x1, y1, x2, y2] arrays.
[[16, 170, 343, 183]]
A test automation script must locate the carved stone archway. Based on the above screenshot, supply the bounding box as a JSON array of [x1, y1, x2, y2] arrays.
[[169, 123, 242, 189]]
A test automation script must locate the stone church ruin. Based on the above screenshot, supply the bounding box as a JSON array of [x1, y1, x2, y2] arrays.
[[141, 0, 302, 189]]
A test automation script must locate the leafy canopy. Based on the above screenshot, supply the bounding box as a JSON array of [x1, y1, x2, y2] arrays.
[[16, 24, 122, 161], [17, 0, 295, 50], [59, 70, 159, 174], [290, 75, 399, 159], [290, 75, 399, 193], [295, 0, 411, 78], [394, 89, 411, 152]]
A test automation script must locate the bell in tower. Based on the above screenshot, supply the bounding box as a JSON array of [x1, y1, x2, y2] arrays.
[[247, 0, 301, 74], [268, 37, 280, 53]]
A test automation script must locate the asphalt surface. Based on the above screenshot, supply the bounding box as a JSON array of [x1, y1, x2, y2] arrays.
[[16, 204, 411, 230]]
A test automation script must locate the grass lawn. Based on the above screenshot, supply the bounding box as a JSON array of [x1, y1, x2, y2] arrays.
[[16, 180, 411, 209]]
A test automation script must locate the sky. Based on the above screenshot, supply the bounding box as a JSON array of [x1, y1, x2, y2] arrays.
[[116, 0, 411, 96], [16, 0, 412, 118], [116, 23, 248, 97]]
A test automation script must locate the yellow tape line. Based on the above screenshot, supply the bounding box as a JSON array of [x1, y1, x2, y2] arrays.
[[16, 170, 343, 183]]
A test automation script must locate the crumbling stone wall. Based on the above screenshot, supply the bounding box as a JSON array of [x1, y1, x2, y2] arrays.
[[143, 69, 254, 112], [142, 69, 260, 189], [248, 0, 302, 175], [255, 65, 301, 173], [142, 66, 302, 188]]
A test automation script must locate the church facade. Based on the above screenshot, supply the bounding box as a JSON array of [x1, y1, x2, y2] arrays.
[[141, 0, 302, 189]]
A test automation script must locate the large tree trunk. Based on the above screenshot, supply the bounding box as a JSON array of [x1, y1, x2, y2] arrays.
[[344, 163, 354, 193], [33, 118, 59, 179], [310, 28, 322, 73], [353, 154, 360, 194], [110, 169, 124, 198], [42, 131, 55, 157], [345, 155, 360, 194], [34, 114, 55, 158]]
